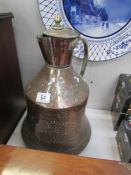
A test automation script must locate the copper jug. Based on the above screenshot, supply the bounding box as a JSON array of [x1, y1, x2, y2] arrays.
[[21, 15, 91, 154]]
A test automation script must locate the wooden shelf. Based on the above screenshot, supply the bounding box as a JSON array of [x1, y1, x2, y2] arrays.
[[0, 145, 130, 175]]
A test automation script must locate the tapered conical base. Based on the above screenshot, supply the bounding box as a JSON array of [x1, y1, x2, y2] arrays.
[[21, 114, 91, 154]]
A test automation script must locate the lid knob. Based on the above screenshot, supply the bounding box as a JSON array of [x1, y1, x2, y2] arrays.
[[52, 15, 62, 30], [55, 15, 61, 24]]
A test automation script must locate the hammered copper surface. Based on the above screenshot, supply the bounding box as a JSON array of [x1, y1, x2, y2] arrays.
[[22, 15, 90, 154], [22, 98, 91, 154], [22, 66, 90, 154]]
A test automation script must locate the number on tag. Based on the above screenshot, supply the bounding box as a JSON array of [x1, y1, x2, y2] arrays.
[[36, 92, 51, 103]]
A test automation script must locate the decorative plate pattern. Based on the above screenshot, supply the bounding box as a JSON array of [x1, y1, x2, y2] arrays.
[[38, 0, 131, 61]]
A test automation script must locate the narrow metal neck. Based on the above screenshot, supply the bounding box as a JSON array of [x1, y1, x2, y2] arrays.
[[45, 63, 71, 69], [37, 35, 75, 67]]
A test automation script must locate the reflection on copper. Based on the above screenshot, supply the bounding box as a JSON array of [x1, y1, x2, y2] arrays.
[[38, 36, 74, 67], [22, 16, 90, 154]]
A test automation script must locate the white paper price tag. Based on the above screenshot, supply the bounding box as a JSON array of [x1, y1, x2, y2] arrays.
[[51, 78, 56, 82], [36, 92, 51, 103]]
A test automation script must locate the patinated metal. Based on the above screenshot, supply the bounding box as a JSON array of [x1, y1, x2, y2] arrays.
[[43, 15, 79, 38], [22, 15, 91, 154], [22, 98, 91, 154]]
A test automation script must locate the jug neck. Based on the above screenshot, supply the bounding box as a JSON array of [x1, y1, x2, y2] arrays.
[[38, 35, 75, 68]]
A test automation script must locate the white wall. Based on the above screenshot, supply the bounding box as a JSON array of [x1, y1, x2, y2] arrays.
[[0, 0, 44, 85], [0, 0, 131, 110]]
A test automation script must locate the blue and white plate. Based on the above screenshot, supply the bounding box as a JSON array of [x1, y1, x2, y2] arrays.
[[38, 0, 131, 61]]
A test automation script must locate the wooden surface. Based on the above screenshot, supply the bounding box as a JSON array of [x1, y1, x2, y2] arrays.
[[0, 145, 131, 175], [0, 13, 26, 143]]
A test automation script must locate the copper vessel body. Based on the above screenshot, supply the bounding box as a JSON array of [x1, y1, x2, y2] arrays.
[[22, 17, 91, 154], [22, 66, 91, 154]]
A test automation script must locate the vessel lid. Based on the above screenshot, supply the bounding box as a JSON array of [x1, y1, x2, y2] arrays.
[[43, 15, 79, 39]]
